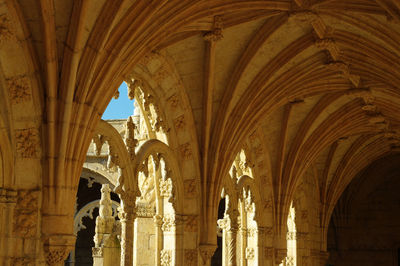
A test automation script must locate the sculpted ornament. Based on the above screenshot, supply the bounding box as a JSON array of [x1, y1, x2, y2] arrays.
[[160, 249, 172, 266], [184, 179, 197, 198], [15, 128, 40, 158], [0, 14, 14, 43], [246, 247, 255, 260], [159, 178, 173, 198], [161, 214, 175, 232], [184, 249, 197, 266], [8, 76, 31, 104]]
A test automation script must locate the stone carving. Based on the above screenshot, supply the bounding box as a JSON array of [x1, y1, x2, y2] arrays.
[[173, 115, 185, 130], [184, 179, 197, 198], [286, 256, 295, 266], [159, 178, 173, 198], [184, 249, 197, 266], [160, 249, 172, 266], [15, 128, 40, 158], [199, 244, 217, 264], [44, 235, 76, 266], [161, 214, 175, 232], [0, 188, 17, 203], [246, 247, 255, 260], [286, 231, 296, 240], [184, 215, 198, 232], [167, 94, 180, 109], [46, 248, 70, 265], [106, 143, 119, 170], [179, 143, 192, 159], [315, 38, 340, 60], [93, 184, 116, 247], [92, 134, 106, 156], [13, 190, 39, 237], [7, 76, 31, 104], [125, 116, 138, 161], [136, 203, 156, 217], [0, 14, 14, 43], [203, 16, 223, 42]]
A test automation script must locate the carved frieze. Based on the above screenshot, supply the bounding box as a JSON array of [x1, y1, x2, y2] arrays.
[[7, 76, 31, 104], [15, 128, 40, 158]]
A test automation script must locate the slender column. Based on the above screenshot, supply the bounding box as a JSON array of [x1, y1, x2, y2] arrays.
[[153, 214, 163, 266], [118, 198, 135, 266]]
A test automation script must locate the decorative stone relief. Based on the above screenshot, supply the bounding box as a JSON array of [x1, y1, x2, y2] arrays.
[[94, 184, 116, 247], [159, 178, 173, 198], [286, 232, 296, 240], [44, 235, 76, 266], [179, 143, 192, 159], [125, 116, 138, 161], [13, 190, 39, 237], [203, 16, 223, 42], [246, 247, 255, 260], [161, 214, 175, 232], [92, 134, 106, 156], [136, 203, 156, 217], [184, 179, 197, 198], [184, 249, 197, 266], [160, 249, 172, 266], [286, 256, 295, 266], [0, 14, 14, 43], [15, 128, 40, 158], [184, 215, 198, 232], [167, 94, 180, 109], [173, 115, 185, 130], [199, 245, 217, 264], [7, 76, 31, 104]]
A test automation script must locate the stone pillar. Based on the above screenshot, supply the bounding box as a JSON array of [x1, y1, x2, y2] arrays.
[[227, 224, 238, 266], [118, 197, 135, 266], [153, 214, 163, 266], [199, 244, 217, 266], [92, 184, 121, 266]]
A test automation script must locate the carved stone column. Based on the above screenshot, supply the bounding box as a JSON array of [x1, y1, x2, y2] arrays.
[[199, 244, 217, 266], [153, 214, 163, 266], [227, 224, 238, 266], [118, 199, 135, 266], [44, 235, 76, 266], [93, 184, 121, 266]]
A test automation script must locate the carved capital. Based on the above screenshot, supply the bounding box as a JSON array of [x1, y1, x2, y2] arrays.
[[44, 235, 76, 266], [199, 244, 217, 264]]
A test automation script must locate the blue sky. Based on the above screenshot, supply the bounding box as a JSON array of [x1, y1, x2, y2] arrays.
[[102, 82, 135, 120]]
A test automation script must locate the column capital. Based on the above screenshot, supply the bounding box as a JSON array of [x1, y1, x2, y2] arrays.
[[43, 234, 75, 266], [199, 244, 217, 265]]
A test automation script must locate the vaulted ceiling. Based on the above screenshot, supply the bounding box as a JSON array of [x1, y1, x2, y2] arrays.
[[2, 0, 400, 240]]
